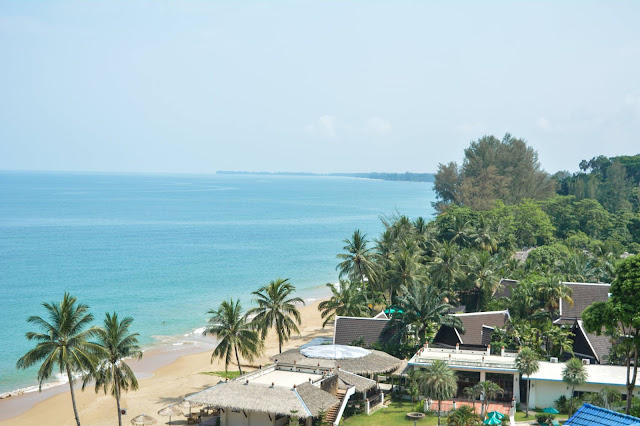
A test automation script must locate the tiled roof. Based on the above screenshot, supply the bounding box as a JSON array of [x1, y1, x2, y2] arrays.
[[333, 316, 390, 347], [435, 310, 509, 346], [573, 320, 614, 364], [566, 403, 640, 425], [493, 279, 518, 299], [559, 282, 611, 319]]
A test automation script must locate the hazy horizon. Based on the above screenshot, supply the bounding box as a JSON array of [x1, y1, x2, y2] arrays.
[[1, 1, 639, 175]]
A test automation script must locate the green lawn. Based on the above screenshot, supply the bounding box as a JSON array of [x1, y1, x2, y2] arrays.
[[339, 399, 569, 426], [340, 400, 440, 426]]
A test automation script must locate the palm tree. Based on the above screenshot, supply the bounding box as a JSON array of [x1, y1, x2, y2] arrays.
[[536, 277, 573, 318], [430, 241, 464, 301], [447, 215, 472, 247], [386, 248, 426, 303], [470, 217, 499, 253], [420, 360, 458, 426], [389, 282, 463, 345], [467, 251, 500, 311], [16, 293, 102, 426], [447, 405, 481, 426], [336, 230, 377, 301], [204, 299, 262, 374], [247, 278, 304, 354], [318, 281, 369, 328], [516, 347, 539, 418], [89, 312, 142, 426], [470, 381, 503, 418], [562, 357, 588, 414]]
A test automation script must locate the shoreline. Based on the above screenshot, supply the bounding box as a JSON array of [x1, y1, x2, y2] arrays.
[[0, 295, 333, 425]]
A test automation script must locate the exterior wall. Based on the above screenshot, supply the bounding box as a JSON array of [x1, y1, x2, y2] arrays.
[[222, 409, 278, 426], [528, 380, 630, 410], [321, 375, 338, 396]]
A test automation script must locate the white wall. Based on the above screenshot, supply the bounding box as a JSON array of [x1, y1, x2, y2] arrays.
[[527, 380, 632, 409]]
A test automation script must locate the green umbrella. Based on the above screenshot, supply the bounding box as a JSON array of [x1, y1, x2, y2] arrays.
[[543, 407, 560, 414], [487, 411, 505, 420], [483, 415, 502, 425]]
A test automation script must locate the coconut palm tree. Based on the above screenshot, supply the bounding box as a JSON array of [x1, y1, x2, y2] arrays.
[[536, 277, 573, 318], [472, 381, 503, 418], [420, 360, 458, 426], [386, 248, 426, 303], [89, 312, 142, 426], [204, 299, 262, 374], [516, 347, 540, 418], [247, 278, 304, 354], [430, 241, 464, 300], [318, 281, 369, 328], [16, 293, 102, 426], [388, 281, 463, 345], [336, 230, 377, 301], [447, 215, 473, 247], [470, 217, 499, 253], [562, 357, 588, 414]]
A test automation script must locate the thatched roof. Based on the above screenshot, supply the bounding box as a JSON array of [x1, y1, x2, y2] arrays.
[[336, 369, 376, 393], [185, 381, 338, 419], [296, 382, 340, 417], [272, 347, 402, 375]]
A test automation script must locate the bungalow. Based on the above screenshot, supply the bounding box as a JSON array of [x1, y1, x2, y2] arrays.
[[526, 360, 640, 409]]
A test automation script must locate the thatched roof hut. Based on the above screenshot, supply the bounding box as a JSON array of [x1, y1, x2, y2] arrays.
[[272, 345, 402, 376], [185, 380, 339, 419]]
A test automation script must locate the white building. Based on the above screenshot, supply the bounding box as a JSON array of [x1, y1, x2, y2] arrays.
[[527, 360, 640, 409]]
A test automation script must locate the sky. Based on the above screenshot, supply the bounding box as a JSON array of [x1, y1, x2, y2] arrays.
[[0, 1, 639, 174]]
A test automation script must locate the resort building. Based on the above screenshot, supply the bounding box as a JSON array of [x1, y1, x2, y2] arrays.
[[408, 344, 521, 403], [526, 361, 640, 409], [433, 310, 510, 350], [554, 282, 611, 324], [187, 344, 399, 426]]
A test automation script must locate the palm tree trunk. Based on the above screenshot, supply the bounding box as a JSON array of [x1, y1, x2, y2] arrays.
[[570, 385, 575, 414], [65, 365, 81, 426], [115, 366, 122, 426], [526, 375, 531, 417], [235, 345, 243, 375], [437, 400, 441, 426]]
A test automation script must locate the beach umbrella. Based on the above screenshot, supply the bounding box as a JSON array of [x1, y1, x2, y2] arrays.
[[543, 407, 560, 414], [131, 414, 157, 425], [487, 411, 505, 419], [158, 405, 183, 425], [483, 415, 502, 425], [179, 400, 200, 415]]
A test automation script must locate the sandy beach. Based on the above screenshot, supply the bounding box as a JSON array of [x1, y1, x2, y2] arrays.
[[0, 299, 332, 426]]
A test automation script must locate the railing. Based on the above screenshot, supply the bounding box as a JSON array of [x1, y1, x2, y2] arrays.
[[414, 357, 516, 370], [333, 386, 355, 426]]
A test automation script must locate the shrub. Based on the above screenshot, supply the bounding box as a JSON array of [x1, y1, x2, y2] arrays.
[[535, 413, 555, 424], [555, 395, 569, 413]]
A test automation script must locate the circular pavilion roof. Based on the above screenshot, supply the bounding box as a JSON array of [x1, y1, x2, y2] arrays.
[[300, 344, 370, 360], [272, 345, 402, 376]]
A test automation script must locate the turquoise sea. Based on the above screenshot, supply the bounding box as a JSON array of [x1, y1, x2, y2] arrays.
[[0, 171, 435, 394]]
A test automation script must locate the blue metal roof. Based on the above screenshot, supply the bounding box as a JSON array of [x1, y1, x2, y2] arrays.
[[565, 403, 640, 426]]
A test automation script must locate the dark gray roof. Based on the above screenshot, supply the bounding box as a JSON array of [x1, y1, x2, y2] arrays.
[[336, 369, 376, 393], [575, 320, 614, 364], [559, 282, 611, 319], [493, 279, 518, 299], [333, 316, 390, 347], [436, 311, 509, 347], [296, 382, 341, 417]]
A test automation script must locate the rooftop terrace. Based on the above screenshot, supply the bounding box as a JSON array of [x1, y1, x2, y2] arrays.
[[408, 344, 518, 372]]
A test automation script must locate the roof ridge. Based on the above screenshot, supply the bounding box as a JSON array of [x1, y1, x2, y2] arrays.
[[293, 386, 313, 418], [454, 310, 508, 316]]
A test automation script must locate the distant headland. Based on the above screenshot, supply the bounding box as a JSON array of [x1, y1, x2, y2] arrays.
[[216, 171, 435, 182]]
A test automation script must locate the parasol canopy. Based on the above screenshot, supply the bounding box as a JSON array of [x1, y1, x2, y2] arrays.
[[131, 414, 157, 425], [157, 405, 182, 425], [483, 415, 502, 425], [487, 411, 505, 419], [543, 407, 560, 414]]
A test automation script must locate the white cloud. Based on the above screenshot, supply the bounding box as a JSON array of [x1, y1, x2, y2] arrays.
[[305, 115, 337, 138], [364, 116, 392, 135], [537, 117, 552, 130]]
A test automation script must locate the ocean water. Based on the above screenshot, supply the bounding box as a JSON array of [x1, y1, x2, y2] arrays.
[[0, 171, 435, 394]]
